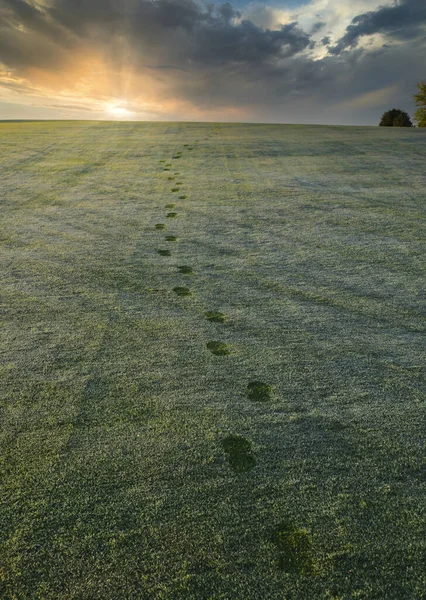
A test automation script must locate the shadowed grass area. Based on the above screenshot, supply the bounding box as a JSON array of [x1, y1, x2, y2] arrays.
[[173, 286, 191, 297], [272, 521, 316, 575], [222, 435, 256, 473], [1, 121, 426, 600], [205, 311, 227, 323], [178, 266, 193, 274], [206, 341, 231, 356], [247, 381, 272, 402]]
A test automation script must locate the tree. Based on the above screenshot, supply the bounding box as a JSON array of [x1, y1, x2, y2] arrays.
[[414, 81, 426, 128], [379, 108, 413, 127]]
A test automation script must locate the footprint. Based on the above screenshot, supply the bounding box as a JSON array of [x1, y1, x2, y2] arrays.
[[168, 177, 175, 181], [247, 381, 272, 402], [165, 204, 175, 209], [222, 435, 256, 473], [206, 341, 230, 356], [157, 249, 171, 256], [155, 224, 166, 230], [165, 235, 177, 242], [174, 172, 180, 175], [178, 266, 193, 274], [176, 182, 183, 185], [205, 311, 227, 323], [171, 188, 180, 192], [166, 212, 177, 218], [173, 287, 191, 297], [163, 168, 170, 171], [179, 195, 188, 200], [173, 156, 181, 159], [272, 520, 316, 575], [159, 160, 165, 163]]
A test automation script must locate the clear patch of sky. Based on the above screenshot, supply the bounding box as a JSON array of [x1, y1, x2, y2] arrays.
[[231, 0, 305, 11]]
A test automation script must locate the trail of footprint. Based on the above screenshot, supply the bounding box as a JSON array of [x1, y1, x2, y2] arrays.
[[222, 435, 256, 473]]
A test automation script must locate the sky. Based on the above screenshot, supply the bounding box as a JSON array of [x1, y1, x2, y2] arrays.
[[0, 0, 425, 124]]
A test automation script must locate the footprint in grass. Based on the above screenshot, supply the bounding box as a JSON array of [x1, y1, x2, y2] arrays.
[[165, 235, 177, 242], [272, 520, 316, 575], [207, 341, 230, 356], [163, 168, 170, 171], [173, 287, 191, 297], [167, 212, 177, 218], [179, 195, 188, 200], [205, 311, 227, 323], [171, 188, 180, 192], [222, 435, 256, 473], [178, 266, 193, 274], [247, 381, 272, 402], [168, 177, 175, 181], [158, 249, 171, 256], [155, 224, 166, 230], [165, 204, 175, 209]]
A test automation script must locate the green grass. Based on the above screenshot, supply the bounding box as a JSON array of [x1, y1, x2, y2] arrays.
[[205, 311, 227, 323], [206, 341, 231, 356], [173, 286, 191, 297], [178, 265, 193, 275], [1, 121, 426, 599], [222, 434, 256, 473], [247, 381, 273, 402]]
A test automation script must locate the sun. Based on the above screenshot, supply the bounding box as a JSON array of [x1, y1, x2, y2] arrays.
[[105, 103, 132, 119]]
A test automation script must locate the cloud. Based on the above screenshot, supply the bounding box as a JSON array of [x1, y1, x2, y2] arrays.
[[330, 0, 426, 55], [0, 0, 425, 124]]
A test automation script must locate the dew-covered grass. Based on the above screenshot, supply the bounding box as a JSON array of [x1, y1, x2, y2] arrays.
[[1, 120, 426, 599]]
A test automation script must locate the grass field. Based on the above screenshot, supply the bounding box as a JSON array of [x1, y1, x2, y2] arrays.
[[1, 121, 426, 599]]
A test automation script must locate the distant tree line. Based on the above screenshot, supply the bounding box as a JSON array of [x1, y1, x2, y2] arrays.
[[379, 82, 426, 127]]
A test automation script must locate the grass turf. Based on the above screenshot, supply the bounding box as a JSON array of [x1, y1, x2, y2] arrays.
[[1, 121, 426, 599]]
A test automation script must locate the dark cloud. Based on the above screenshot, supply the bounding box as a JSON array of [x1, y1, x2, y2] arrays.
[[330, 0, 426, 55], [310, 20, 325, 34]]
